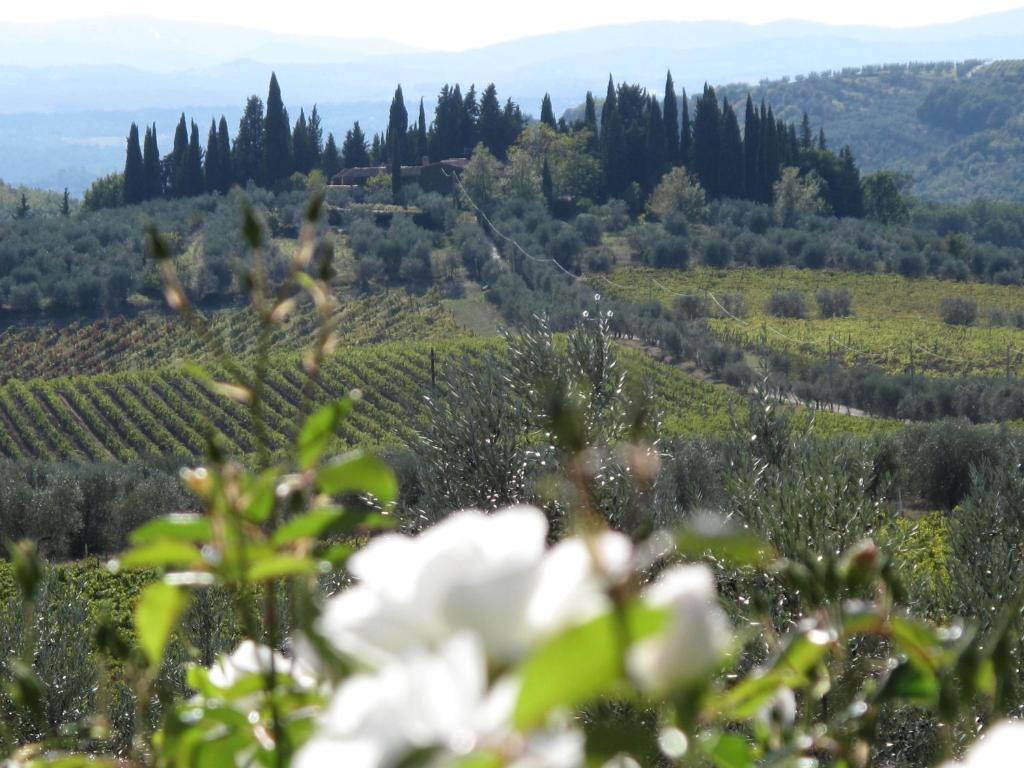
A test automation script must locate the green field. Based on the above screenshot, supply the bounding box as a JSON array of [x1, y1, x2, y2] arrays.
[[595, 266, 1024, 376]]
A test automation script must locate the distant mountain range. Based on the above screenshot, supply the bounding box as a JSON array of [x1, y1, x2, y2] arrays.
[[1, 10, 1022, 196]]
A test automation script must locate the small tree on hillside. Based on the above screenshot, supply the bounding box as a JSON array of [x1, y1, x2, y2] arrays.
[[773, 166, 828, 226], [459, 143, 502, 214], [646, 166, 706, 222]]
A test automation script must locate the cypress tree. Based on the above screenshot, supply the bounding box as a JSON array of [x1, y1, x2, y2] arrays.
[[719, 99, 745, 198], [818, 128, 828, 151], [204, 119, 221, 193], [185, 120, 204, 197], [760, 106, 780, 202], [692, 85, 721, 197], [502, 98, 525, 157], [233, 96, 265, 186], [61, 188, 70, 217], [292, 109, 311, 174], [680, 90, 692, 167], [144, 124, 162, 199], [387, 84, 408, 199], [123, 122, 145, 205], [583, 91, 599, 155], [601, 75, 617, 133], [14, 193, 29, 219], [263, 73, 292, 186], [602, 106, 627, 198], [478, 85, 504, 159], [216, 117, 232, 193], [787, 123, 800, 165], [800, 112, 813, 149], [322, 133, 341, 179], [540, 94, 556, 128], [448, 83, 464, 157], [663, 72, 680, 167], [307, 105, 323, 169], [370, 133, 382, 166], [342, 122, 370, 168], [417, 99, 429, 161], [644, 96, 667, 190], [168, 114, 189, 197], [743, 96, 760, 201], [835, 146, 864, 218], [463, 85, 479, 151]]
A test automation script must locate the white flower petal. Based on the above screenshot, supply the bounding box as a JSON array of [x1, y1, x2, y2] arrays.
[[628, 564, 730, 692]]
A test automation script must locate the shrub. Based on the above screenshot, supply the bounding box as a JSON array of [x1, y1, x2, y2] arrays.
[[765, 289, 808, 319], [646, 167, 706, 222], [897, 251, 926, 278], [754, 242, 785, 268], [802, 241, 828, 269], [939, 297, 978, 326], [816, 287, 853, 318], [573, 213, 603, 246], [703, 239, 733, 268], [583, 247, 613, 273], [650, 234, 690, 269], [8, 282, 42, 312], [715, 291, 748, 319], [672, 293, 709, 320]]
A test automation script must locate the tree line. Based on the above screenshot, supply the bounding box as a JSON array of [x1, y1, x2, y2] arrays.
[[116, 70, 864, 216]]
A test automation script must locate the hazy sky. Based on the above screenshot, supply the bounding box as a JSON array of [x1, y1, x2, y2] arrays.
[[2, 0, 1023, 49]]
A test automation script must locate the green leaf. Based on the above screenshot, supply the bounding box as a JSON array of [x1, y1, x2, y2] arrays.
[[776, 626, 833, 677], [316, 450, 397, 504], [271, 507, 393, 547], [708, 733, 755, 768], [515, 603, 666, 730], [135, 582, 189, 667], [677, 519, 775, 567], [119, 540, 203, 569], [243, 470, 278, 523], [297, 399, 352, 470], [712, 671, 788, 720], [246, 554, 318, 582], [130, 514, 212, 545], [321, 543, 357, 567], [876, 659, 939, 705], [714, 626, 833, 719]]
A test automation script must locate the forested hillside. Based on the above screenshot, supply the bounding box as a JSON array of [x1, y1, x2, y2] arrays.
[[717, 60, 1024, 201]]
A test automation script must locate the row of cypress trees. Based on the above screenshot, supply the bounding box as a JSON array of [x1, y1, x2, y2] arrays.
[[123, 73, 340, 204], [123, 70, 863, 216]]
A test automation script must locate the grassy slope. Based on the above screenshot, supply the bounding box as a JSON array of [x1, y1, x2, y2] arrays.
[[596, 265, 1024, 376]]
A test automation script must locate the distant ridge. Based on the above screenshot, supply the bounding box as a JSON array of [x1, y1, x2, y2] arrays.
[[0, 10, 1022, 194]]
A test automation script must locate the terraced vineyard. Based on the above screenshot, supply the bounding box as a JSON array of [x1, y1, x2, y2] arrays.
[[0, 289, 459, 383], [0, 337, 886, 462], [595, 266, 1024, 376]]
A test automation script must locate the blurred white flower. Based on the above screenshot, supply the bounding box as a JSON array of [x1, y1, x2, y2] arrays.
[[941, 720, 1024, 767], [627, 564, 730, 692], [294, 633, 583, 768], [316, 505, 631, 666], [208, 640, 315, 690]]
